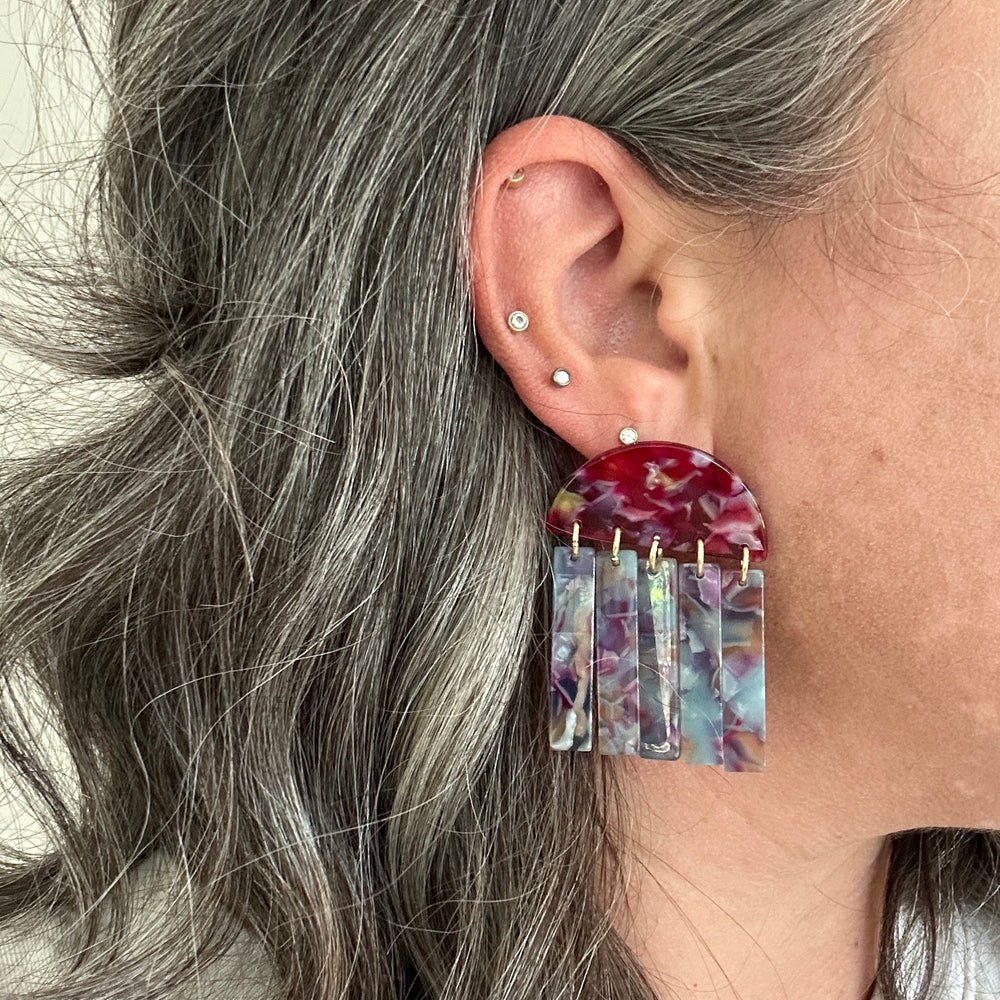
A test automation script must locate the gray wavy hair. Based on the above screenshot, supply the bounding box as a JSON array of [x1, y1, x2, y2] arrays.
[[0, 1, 996, 999]]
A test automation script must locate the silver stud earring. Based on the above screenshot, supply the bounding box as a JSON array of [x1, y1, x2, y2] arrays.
[[507, 311, 530, 333], [551, 368, 571, 387], [507, 169, 525, 186], [619, 427, 639, 445]]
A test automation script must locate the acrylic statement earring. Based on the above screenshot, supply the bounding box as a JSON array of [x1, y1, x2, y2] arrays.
[[546, 442, 767, 772]]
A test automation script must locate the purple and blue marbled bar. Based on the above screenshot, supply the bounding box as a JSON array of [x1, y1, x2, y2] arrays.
[[550, 546, 595, 752], [678, 564, 723, 766], [637, 557, 680, 760], [721, 568, 765, 772], [596, 550, 640, 755]]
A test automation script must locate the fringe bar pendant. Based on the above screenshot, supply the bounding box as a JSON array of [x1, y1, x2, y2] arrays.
[[678, 563, 723, 766], [546, 441, 768, 767], [638, 556, 680, 760], [721, 568, 766, 772], [596, 550, 640, 755], [549, 545, 595, 751]]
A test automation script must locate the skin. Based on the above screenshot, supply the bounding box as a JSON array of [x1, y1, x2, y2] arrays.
[[470, 1, 999, 997]]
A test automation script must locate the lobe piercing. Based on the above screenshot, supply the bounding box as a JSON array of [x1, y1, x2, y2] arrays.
[[619, 427, 639, 445], [507, 311, 530, 333], [551, 369, 571, 387]]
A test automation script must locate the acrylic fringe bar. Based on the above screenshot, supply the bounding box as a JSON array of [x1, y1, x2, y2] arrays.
[[549, 546, 595, 751], [549, 546, 765, 771], [638, 556, 680, 760]]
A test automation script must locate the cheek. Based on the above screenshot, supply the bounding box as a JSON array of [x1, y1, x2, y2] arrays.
[[719, 215, 1000, 829]]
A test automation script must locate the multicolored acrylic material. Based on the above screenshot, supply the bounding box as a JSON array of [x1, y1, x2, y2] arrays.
[[547, 442, 767, 772]]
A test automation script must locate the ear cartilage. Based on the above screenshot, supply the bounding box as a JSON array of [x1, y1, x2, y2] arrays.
[[545, 441, 767, 771]]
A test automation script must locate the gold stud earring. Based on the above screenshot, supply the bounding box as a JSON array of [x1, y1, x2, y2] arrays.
[[551, 369, 571, 387]]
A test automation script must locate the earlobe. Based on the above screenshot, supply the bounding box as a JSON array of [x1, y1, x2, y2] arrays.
[[470, 116, 728, 459]]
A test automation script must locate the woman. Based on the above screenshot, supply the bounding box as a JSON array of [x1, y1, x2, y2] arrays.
[[0, 0, 997, 997]]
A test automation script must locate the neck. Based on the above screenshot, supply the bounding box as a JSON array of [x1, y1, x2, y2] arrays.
[[612, 763, 891, 1000]]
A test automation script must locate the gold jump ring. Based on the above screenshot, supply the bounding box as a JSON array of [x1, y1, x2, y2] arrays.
[[648, 534, 661, 574]]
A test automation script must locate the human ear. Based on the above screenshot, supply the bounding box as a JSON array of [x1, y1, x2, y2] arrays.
[[470, 115, 733, 460]]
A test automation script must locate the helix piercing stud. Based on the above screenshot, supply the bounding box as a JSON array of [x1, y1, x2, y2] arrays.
[[507, 169, 525, 186]]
